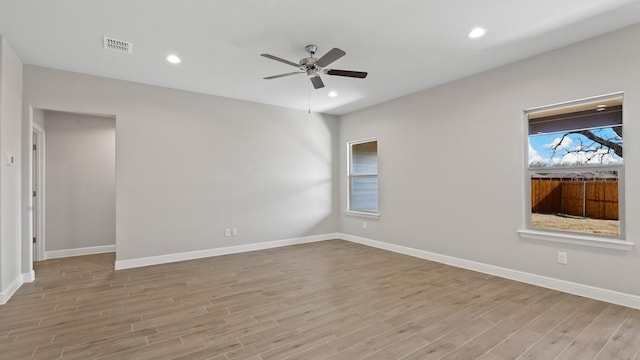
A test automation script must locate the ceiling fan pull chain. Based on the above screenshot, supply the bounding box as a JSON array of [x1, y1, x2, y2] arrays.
[[308, 79, 311, 114]]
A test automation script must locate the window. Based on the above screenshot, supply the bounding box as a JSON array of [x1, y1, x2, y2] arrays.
[[348, 139, 378, 215], [525, 94, 624, 239]]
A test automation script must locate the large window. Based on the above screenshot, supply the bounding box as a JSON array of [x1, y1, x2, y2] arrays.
[[526, 94, 623, 238], [348, 139, 378, 215]]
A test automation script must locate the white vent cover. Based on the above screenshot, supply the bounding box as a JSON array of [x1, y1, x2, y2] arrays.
[[103, 36, 133, 54]]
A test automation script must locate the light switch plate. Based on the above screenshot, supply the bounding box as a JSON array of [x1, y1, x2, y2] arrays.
[[5, 153, 15, 166]]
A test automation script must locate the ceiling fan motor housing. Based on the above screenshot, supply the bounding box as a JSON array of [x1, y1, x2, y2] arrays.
[[300, 57, 320, 76], [300, 57, 317, 67]]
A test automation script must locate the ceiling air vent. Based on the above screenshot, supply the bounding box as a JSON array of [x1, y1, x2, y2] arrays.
[[103, 36, 133, 54]]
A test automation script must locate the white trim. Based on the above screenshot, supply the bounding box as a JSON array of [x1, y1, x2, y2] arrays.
[[517, 229, 633, 251], [115, 234, 339, 270], [524, 91, 624, 114], [22, 270, 35, 283], [339, 233, 640, 310], [523, 92, 627, 242], [0, 276, 24, 305], [344, 210, 380, 219], [45, 245, 116, 260], [32, 121, 46, 261], [347, 137, 379, 215]]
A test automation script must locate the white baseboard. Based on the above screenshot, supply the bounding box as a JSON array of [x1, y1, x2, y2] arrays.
[[115, 233, 339, 270], [339, 233, 640, 310], [7, 233, 638, 309], [22, 270, 35, 283], [45, 245, 116, 260], [0, 275, 24, 305]]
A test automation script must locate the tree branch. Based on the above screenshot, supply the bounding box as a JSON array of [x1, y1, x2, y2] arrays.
[[572, 130, 622, 158]]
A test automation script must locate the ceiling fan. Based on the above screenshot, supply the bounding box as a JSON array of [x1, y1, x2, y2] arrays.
[[261, 45, 367, 89]]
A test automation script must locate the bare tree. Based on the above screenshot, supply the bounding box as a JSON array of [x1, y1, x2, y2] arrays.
[[550, 127, 622, 164]]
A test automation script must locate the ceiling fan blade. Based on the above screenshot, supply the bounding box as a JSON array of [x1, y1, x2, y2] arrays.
[[315, 48, 346, 67], [310, 76, 325, 89], [261, 54, 300, 67], [326, 69, 368, 78], [263, 72, 303, 80]]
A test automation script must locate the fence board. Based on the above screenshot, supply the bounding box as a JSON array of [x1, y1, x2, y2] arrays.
[[531, 179, 618, 220], [585, 181, 618, 220], [531, 179, 561, 213]]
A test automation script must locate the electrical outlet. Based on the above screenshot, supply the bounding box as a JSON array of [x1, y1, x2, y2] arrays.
[[224, 228, 231, 237], [557, 252, 568, 265], [232, 228, 238, 236], [362, 221, 367, 230]]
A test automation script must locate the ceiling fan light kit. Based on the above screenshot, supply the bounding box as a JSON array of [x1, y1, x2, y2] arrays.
[[261, 44, 367, 89]]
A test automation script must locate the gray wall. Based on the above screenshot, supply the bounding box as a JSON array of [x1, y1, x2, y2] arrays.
[[44, 110, 115, 251], [13, 22, 640, 304], [22, 67, 340, 262], [339, 23, 640, 296], [0, 36, 23, 299]]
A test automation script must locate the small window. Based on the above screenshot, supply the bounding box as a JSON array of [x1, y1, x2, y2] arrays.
[[526, 94, 623, 238], [348, 139, 378, 214]]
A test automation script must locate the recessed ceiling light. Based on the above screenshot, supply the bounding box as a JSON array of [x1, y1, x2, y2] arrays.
[[328, 91, 338, 98], [468, 27, 487, 39], [166, 54, 181, 64]]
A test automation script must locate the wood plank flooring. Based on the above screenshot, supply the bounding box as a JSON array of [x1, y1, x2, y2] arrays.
[[1, 240, 640, 359]]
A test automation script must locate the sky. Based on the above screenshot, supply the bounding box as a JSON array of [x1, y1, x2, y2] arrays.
[[528, 126, 623, 167]]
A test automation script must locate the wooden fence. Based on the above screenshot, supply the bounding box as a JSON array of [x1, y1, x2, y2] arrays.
[[531, 179, 618, 220]]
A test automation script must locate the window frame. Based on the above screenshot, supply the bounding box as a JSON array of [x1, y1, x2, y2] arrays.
[[346, 138, 379, 218], [518, 92, 632, 250]]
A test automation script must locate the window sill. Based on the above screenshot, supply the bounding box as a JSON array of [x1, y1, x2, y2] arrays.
[[345, 210, 380, 220], [517, 229, 633, 251]]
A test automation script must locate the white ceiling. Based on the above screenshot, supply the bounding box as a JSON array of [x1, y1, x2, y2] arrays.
[[1, 0, 640, 115]]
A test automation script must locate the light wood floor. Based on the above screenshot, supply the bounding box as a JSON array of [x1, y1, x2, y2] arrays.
[[2, 240, 639, 359]]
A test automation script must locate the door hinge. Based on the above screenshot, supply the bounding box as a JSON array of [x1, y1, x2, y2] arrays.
[[33, 237, 36, 244], [33, 190, 36, 197], [33, 144, 37, 151]]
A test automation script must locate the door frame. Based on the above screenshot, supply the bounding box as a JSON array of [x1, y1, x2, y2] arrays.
[[32, 122, 46, 261]]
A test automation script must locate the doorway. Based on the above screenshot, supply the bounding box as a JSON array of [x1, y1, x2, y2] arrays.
[[29, 109, 116, 264], [39, 110, 116, 260]]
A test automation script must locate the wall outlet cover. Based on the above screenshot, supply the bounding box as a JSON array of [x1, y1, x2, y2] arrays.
[[557, 252, 568, 265]]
